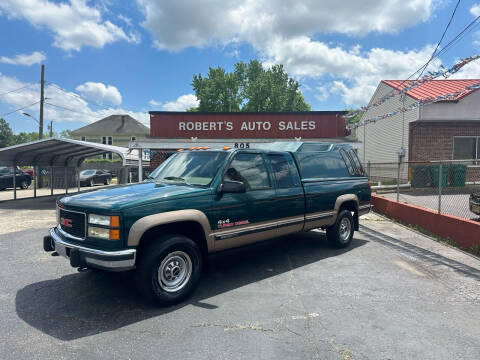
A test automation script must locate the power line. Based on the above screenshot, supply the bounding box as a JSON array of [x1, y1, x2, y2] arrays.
[[417, 0, 461, 79], [1, 101, 40, 117], [0, 82, 39, 97], [44, 102, 93, 116]]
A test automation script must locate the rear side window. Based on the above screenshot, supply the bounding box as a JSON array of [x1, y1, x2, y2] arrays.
[[224, 153, 271, 191], [267, 154, 301, 188], [296, 152, 351, 179], [339, 149, 355, 175], [348, 149, 364, 175]]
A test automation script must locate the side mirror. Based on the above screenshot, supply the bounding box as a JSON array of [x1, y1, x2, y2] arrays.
[[220, 180, 246, 194]]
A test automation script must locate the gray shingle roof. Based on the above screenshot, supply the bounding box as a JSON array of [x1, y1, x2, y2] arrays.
[[71, 114, 149, 136]]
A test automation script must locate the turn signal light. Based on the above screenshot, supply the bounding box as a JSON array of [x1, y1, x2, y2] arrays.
[[109, 229, 120, 240], [223, 147, 231, 150], [110, 216, 120, 228]]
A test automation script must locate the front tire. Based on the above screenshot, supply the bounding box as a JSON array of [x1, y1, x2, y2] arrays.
[[104, 178, 110, 185], [89, 179, 94, 187], [326, 210, 354, 248], [135, 235, 203, 306]]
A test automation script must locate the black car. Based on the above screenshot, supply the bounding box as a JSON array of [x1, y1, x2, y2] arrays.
[[0, 167, 32, 190], [470, 192, 480, 215], [80, 169, 112, 187]]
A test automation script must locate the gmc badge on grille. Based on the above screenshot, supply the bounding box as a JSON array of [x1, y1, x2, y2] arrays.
[[60, 217, 72, 228]]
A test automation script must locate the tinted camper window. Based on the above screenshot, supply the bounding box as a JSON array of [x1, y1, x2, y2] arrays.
[[296, 151, 351, 179]]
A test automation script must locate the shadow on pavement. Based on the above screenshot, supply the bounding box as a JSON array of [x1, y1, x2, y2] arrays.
[[16, 231, 366, 341]]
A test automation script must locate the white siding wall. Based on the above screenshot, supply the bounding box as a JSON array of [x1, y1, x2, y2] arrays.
[[357, 82, 419, 165], [419, 90, 480, 120]]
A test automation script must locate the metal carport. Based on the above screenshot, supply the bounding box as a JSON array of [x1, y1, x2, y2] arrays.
[[0, 138, 139, 200]]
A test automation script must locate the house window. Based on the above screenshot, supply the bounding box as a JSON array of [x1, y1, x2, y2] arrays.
[[131, 136, 136, 141], [453, 137, 479, 164], [102, 136, 113, 159], [81, 136, 86, 141]]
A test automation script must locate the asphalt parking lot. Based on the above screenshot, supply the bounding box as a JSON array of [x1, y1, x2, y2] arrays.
[[1, 198, 480, 359]]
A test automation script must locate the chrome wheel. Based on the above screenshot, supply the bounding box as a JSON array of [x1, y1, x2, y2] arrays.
[[339, 217, 351, 242], [158, 251, 192, 293]]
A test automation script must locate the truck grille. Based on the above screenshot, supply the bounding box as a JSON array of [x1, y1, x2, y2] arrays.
[[59, 208, 86, 239]]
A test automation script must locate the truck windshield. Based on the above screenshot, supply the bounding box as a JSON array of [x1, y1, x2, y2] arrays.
[[149, 151, 228, 186]]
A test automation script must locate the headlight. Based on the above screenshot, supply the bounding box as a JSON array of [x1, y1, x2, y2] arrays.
[[87, 214, 120, 240], [88, 226, 110, 239], [89, 214, 120, 227], [88, 214, 111, 226]]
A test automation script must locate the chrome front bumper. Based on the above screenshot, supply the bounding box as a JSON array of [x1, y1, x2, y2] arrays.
[[48, 227, 136, 271], [358, 204, 373, 216]]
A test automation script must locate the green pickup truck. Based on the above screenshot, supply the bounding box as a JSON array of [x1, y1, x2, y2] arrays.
[[44, 142, 371, 305]]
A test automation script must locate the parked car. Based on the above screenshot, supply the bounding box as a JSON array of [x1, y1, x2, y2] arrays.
[[0, 166, 32, 190], [44, 142, 371, 305], [470, 192, 480, 215], [79, 169, 112, 187]]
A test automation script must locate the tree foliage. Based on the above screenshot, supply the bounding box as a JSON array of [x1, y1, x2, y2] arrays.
[[191, 60, 311, 112], [0, 118, 15, 148]]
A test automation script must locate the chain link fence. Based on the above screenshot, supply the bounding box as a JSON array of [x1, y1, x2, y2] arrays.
[[368, 160, 480, 222]]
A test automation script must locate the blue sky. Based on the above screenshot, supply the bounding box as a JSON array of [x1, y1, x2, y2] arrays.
[[0, 0, 479, 134]]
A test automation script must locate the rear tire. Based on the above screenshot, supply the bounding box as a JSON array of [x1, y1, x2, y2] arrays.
[[89, 179, 94, 187], [19, 180, 29, 189], [104, 178, 110, 185], [135, 235, 203, 306], [326, 210, 354, 248]]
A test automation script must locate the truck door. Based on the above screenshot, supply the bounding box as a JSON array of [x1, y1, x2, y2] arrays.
[[266, 153, 305, 235], [212, 151, 276, 251]]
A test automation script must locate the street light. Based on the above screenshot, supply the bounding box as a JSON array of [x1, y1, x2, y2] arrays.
[[22, 112, 39, 124]]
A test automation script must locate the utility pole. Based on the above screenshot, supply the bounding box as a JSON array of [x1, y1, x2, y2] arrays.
[[48, 121, 53, 137], [39, 64, 45, 139]]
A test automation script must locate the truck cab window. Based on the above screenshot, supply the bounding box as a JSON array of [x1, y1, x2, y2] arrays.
[[224, 153, 270, 191], [267, 154, 301, 188]]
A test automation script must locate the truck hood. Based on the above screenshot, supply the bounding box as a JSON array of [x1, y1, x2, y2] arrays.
[[59, 182, 212, 211]]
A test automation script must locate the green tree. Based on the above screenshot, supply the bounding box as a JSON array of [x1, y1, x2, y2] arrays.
[[191, 67, 242, 112], [191, 60, 311, 112], [59, 129, 72, 138], [0, 118, 14, 148], [13, 132, 39, 144]]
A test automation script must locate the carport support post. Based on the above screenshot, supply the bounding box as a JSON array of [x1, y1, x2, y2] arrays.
[[77, 166, 80, 192], [33, 165, 37, 198], [13, 160, 16, 200], [64, 167, 68, 194], [138, 148, 143, 182], [438, 163, 442, 214], [50, 167, 53, 196]]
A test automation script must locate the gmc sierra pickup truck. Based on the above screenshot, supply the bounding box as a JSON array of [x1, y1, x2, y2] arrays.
[[44, 142, 371, 305]]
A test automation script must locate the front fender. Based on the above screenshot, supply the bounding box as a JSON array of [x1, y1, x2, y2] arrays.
[[127, 209, 214, 250]]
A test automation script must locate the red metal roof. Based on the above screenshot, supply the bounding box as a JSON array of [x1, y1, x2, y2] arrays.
[[382, 79, 480, 102]]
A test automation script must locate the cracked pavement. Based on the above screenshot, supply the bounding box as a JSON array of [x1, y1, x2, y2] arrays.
[[1, 198, 480, 359]]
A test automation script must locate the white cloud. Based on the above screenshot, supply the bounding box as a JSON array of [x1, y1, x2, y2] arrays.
[[263, 36, 438, 105], [160, 94, 199, 111], [471, 4, 480, 17], [450, 60, 480, 79], [0, 73, 148, 125], [0, 0, 138, 51], [136, 0, 433, 51], [0, 51, 46, 66], [149, 99, 162, 107], [75, 82, 122, 105]]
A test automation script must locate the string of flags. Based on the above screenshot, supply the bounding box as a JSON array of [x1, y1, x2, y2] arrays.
[[347, 79, 480, 130], [345, 54, 480, 120]]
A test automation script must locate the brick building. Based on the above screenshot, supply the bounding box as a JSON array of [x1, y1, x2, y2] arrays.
[[357, 79, 480, 181]]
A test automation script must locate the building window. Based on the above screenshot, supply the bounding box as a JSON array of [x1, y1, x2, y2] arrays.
[[453, 137, 479, 164], [131, 136, 136, 141], [81, 136, 86, 141], [102, 136, 113, 159]]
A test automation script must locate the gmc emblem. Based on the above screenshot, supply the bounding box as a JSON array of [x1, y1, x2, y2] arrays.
[[60, 217, 72, 228]]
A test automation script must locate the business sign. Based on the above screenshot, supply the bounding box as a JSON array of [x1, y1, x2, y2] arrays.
[[150, 112, 347, 139]]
